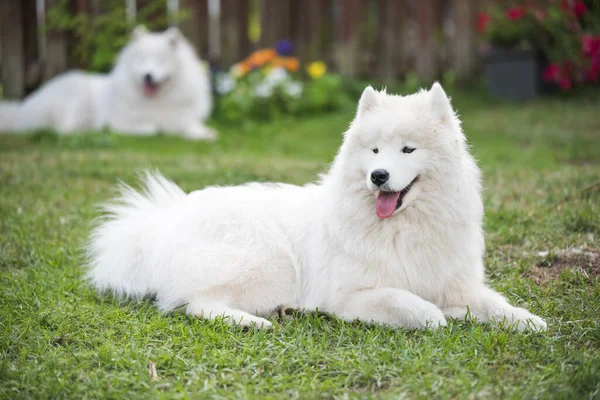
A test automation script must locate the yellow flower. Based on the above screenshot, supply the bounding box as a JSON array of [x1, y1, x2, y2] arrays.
[[307, 61, 326, 79]]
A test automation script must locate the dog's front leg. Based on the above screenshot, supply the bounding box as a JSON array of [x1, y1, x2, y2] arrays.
[[333, 288, 447, 330], [109, 119, 157, 136], [442, 285, 547, 331]]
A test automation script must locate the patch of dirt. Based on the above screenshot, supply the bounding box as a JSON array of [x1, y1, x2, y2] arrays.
[[525, 248, 600, 284]]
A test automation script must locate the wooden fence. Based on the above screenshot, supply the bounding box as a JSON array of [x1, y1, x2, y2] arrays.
[[0, 0, 480, 100]]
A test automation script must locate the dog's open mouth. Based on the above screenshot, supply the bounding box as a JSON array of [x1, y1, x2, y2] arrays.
[[143, 81, 160, 97], [375, 177, 418, 219]]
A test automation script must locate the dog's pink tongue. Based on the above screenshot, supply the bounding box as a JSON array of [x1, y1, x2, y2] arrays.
[[376, 192, 400, 219], [144, 83, 158, 97]]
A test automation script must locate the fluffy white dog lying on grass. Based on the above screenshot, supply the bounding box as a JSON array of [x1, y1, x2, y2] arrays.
[[0, 26, 215, 141], [87, 83, 547, 331]]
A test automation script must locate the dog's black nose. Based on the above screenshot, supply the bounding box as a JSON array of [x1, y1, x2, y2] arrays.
[[144, 73, 154, 85], [370, 169, 389, 187]]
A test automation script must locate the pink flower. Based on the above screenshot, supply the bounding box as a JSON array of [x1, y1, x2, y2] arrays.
[[573, 1, 587, 17], [477, 13, 491, 33], [543, 64, 561, 82], [561, 0, 587, 17], [584, 56, 600, 82], [559, 77, 572, 90], [506, 6, 527, 21], [557, 61, 573, 90], [544, 61, 575, 90], [582, 35, 600, 58]]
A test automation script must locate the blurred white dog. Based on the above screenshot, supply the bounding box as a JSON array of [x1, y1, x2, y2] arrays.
[[0, 26, 215, 141], [87, 84, 546, 331]]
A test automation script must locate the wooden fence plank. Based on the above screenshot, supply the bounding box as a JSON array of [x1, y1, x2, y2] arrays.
[[220, 0, 251, 66], [259, 0, 292, 48], [291, 0, 333, 65], [23, 0, 42, 92], [72, 0, 92, 68], [334, 0, 360, 78], [451, 0, 478, 82], [415, 0, 440, 83], [376, 0, 409, 80], [0, 0, 25, 98], [356, 0, 377, 78], [180, 0, 209, 59], [44, 0, 69, 80]]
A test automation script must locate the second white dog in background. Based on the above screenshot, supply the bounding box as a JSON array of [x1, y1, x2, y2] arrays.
[[0, 26, 216, 141]]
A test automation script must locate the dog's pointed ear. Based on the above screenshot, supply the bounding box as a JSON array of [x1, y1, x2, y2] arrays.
[[357, 86, 379, 118], [166, 27, 182, 47], [430, 82, 453, 120], [132, 25, 148, 40]]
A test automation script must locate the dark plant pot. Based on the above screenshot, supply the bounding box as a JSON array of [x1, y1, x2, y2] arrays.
[[484, 47, 552, 101]]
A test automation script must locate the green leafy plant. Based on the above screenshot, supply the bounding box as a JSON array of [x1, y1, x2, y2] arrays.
[[46, 0, 189, 72]]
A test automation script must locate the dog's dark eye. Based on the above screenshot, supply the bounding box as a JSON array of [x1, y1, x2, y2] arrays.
[[402, 146, 416, 154], [372, 148, 379, 154]]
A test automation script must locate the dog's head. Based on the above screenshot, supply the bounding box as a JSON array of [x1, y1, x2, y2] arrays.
[[125, 26, 184, 97], [341, 83, 469, 219]]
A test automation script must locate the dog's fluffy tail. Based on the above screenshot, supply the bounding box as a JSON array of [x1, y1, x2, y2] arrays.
[[0, 101, 21, 132], [86, 171, 186, 298]]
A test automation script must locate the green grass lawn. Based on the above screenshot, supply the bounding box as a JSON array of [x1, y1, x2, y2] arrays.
[[1, 91, 599, 399]]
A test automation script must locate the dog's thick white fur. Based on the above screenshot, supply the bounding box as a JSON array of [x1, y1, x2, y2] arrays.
[[0, 26, 215, 141], [87, 84, 546, 331]]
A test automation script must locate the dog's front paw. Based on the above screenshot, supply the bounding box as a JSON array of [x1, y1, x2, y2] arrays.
[[495, 307, 547, 332], [184, 125, 218, 141], [512, 310, 547, 332], [410, 302, 447, 330]]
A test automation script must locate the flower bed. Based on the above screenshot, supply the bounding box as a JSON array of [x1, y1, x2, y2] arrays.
[[212, 40, 350, 124]]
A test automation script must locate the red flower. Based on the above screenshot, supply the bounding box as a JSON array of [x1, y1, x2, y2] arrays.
[[559, 77, 572, 90], [544, 61, 575, 90], [582, 35, 600, 58], [584, 56, 600, 82], [561, 0, 587, 17], [543, 64, 561, 82], [506, 6, 527, 20], [573, 1, 587, 17], [477, 13, 491, 33], [557, 62, 573, 90]]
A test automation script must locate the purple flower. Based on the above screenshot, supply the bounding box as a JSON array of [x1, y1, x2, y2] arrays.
[[275, 40, 294, 56]]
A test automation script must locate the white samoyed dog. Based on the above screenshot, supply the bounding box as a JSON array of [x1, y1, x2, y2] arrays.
[[0, 26, 215, 141], [87, 83, 547, 331]]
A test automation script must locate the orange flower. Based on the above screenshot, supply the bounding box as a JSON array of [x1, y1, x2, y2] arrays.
[[269, 56, 286, 69], [245, 49, 276, 68], [283, 57, 299, 72]]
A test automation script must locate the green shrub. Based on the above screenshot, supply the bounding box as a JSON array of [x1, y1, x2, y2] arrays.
[[46, 0, 188, 72]]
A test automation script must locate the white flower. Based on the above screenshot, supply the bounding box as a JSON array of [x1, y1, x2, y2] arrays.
[[284, 81, 303, 98], [215, 73, 236, 95], [264, 67, 289, 87], [253, 82, 273, 98]]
